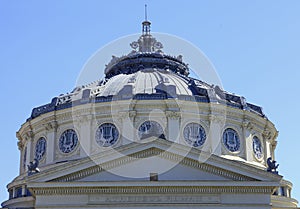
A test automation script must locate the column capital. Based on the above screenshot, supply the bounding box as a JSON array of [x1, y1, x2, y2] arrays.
[[165, 111, 180, 120], [242, 119, 254, 130], [24, 130, 34, 141], [43, 121, 58, 131], [209, 114, 225, 124]]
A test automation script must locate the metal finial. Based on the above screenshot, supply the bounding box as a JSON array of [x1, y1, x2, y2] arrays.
[[142, 4, 151, 35], [145, 4, 148, 21]]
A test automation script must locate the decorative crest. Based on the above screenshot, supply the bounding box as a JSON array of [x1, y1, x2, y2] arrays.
[[130, 5, 163, 53]]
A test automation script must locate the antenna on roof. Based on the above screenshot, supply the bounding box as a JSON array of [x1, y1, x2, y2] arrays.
[[142, 4, 151, 35]]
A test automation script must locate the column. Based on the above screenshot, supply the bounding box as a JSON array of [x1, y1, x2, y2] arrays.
[[21, 185, 26, 197], [12, 187, 15, 199]]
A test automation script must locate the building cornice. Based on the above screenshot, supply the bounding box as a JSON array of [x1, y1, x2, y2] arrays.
[[271, 195, 299, 208], [28, 181, 278, 196], [1, 196, 34, 208], [7, 139, 282, 189]]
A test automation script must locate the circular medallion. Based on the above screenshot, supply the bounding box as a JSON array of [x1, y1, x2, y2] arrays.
[[183, 123, 206, 147], [253, 136, 263, 159], [138, 121, 165, 140], [95, 123, 119, 147], [59, 129, 78, 153], [35, 137, 46, 160], [222, 128, 240, 152]]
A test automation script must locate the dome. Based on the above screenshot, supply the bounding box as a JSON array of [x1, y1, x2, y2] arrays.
[[22, 21, 273, 166], [30, 46, 264, 119], [25, 26, 274, 170], [27, 18, 265, 120], [24, 21, 274, 172], [95, 69, 194, 97]]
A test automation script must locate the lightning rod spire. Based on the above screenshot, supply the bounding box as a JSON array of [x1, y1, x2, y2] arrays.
[[142, 4, 151, 35], [145, 4, 148, 21]]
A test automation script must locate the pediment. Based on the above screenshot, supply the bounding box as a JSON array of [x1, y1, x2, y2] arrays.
[[76, 157, 229, 182], [28, 139, 282, 183]]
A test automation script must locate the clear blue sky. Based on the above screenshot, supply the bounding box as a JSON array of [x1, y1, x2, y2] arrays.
[[1, 0, 300, 203]]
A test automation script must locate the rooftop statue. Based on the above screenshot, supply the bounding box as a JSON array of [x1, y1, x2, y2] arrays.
[[27, 158, 40, 176], [267, 157, 279, 174]]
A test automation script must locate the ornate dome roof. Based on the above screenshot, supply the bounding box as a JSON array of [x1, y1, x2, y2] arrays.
[[29, 21, 264, 120], [94, 69, 195, 97]]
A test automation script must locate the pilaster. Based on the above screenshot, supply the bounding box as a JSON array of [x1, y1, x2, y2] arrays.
[[208, 115, 225, 155], [73, 115, 93, 158], [166, 111, 180, 142], [24, 130, 34, 172], [44, 121, 57, 164], [243, 119, 254, 162], [119, 110, 136, 144]]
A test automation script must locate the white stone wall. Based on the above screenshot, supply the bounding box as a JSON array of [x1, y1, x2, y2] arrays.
[[16, 100, 278, 175]]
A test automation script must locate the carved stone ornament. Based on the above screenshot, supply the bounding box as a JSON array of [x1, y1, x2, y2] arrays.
[[262, 129, 272, 140], [17, 141, 23, 150], [242, 119, 254, 130], [43, 121, 58, 131], [117, 111, 133, 122], [116, 111, 136, 123], [130, 35, 164, 53], [209, 115, 226, 124], [129, 110, 137, 118], [24, 130, 34, 141], [73, 115, 93, 127], [165, 111, 180, 120]]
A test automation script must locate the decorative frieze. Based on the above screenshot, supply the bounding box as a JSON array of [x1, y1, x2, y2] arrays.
[[31, 185, 275, 196]]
